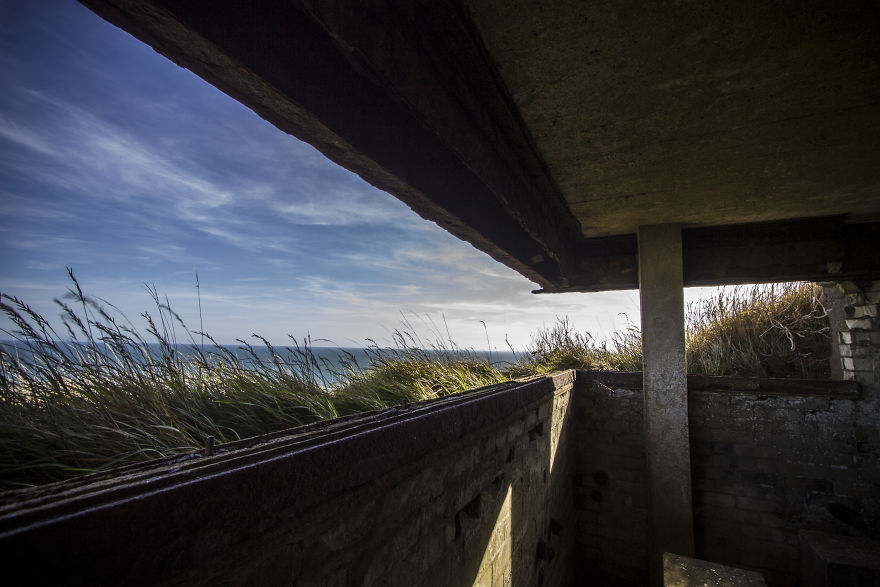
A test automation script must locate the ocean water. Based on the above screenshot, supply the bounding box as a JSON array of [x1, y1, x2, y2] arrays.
[[1, 340, 522, 378], [169, 344, 519, 372]]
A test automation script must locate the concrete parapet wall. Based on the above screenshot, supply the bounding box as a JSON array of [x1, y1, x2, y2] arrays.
[[573, 371, 877, 587], [2, 370, 875, 586], [572, 374, 649, 584], [0, 373, 576, 586]]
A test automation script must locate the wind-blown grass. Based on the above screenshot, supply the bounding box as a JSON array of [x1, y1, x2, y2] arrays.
[[0, 273, 512, 488], [685, 283, 830, 378], [0, 276, 831, 489], [510, 283, 830, 379], [504, 317, 642, 377], [0, 275, 339, 487]]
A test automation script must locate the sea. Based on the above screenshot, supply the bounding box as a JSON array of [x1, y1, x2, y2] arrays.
[[0, 340, 522, 379]]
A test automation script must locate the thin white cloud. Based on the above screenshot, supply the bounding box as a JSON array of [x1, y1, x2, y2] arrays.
[[0, 114, 58, 157], [24, 260, 68, 272], [0, 191, 77, 222], [2, 85, 433, 270], [0, 9, 678, 351], [270, 195, 414, 227], [231, 276, 270, 283]]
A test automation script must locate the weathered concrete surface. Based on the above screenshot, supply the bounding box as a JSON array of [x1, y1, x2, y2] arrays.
[[823, 283, 847, 380], [468, 0, 880, 238], [639, 224, 695, 583], [574, 370, 877, 587], [663, 552, 766, 586], [0, 374, 576, 586], [573, 380, 649, 583], [2, 371, 876, 586], [80, 1, 880, 292], [800, 530, 880, 586], [77, 0, 583, 290]]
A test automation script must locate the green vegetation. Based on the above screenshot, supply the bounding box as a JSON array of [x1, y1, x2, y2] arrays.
[[508, 283, 830, 379], [0, 277, 830, 489], [686, 283, 830, 379]]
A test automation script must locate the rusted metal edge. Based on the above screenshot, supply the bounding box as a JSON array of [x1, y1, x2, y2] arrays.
[[577, 370, 860, 397]]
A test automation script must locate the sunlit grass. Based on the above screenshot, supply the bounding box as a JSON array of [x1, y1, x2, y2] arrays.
[[0, 276, 831, 489], [685, 283, 830, 378]]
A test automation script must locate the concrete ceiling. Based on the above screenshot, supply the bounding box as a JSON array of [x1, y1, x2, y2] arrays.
[[80, 0, 880, 291], [467, 0, 880, 238]]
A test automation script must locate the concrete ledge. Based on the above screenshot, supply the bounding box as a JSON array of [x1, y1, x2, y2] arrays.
[[0, 371, 575, 584], [578, 370, 860, 397], [663, 552, 766, 586]]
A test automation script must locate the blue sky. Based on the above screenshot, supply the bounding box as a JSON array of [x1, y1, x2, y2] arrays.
[[0, 1, 720, 350]]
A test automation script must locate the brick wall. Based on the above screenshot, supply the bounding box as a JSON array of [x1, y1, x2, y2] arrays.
[[278, 376, 576, 587], [0, 373, 576, 586], [572, 377, 649, 584], [573, 372, 878, 587], [836, 279, 880, 384]]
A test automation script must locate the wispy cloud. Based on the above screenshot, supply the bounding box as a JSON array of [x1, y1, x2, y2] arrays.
[[0, 2, 659, 350], [0, 114, 58, 157]]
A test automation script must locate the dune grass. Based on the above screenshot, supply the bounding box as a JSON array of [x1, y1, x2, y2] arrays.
[[509, 283, 831, 379], [503, 316, 643, 377], [685, 283, 830, 378], [0, 277, 830, 489], [0, 274, 514, 488]]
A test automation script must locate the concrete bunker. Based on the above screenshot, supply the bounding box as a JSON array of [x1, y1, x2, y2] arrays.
[[2, 1, 879, 585], [1, 363, 878, 585]]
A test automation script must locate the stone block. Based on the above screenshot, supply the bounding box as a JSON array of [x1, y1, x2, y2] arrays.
[[848, 330, 878, 345], [845, 317, 874, 330], [849, 357, 875, 371], [847, 345, 877, 358], [852, 304, 879, 318]]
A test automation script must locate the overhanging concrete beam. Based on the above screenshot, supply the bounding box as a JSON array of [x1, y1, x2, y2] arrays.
[[79, 1, 880, 291], [638, 224, 694, 583], [536, 217, 880, 293], [79, 0, 586, 289]]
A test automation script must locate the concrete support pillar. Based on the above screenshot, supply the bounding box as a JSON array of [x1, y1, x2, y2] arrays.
[[638, 224, 694, 584], [821, 283, 845, 380]]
